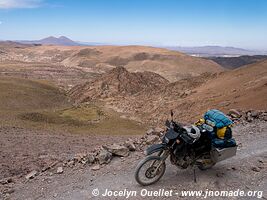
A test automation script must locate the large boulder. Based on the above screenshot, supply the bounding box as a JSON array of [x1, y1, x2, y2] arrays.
[[146, 127, 164, 137], [154, 127, 164, 136], [103, 144, 130, 157], [97, 149, 112, 164], [145, 135, 160, 145], [0, 177, 13, 185], [25, 170, 38, 180], [124, 139, 136, 151], [259, 112, 267, 121], [73, 153, 87, 163], [250, 110, 260, 118], [229, 109, 242, 118], [146, 128, 154, 135], [73, 153, 96, 165], [56, 167, 63, 174], [246, 111, 254, 122], [91, 164, 100, 171], [87, 153, 96, 165]]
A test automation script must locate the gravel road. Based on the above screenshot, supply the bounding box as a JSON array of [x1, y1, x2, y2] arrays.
[[6, 121, 267, 200]]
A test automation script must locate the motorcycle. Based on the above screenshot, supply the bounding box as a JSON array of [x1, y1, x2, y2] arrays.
[[134, 111, 237, 186]]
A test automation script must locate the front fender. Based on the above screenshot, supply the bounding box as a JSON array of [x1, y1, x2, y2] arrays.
[[145, 143, 167, 155]]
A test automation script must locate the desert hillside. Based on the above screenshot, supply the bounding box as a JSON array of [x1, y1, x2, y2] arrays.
[[1, 42, 266, 200], [196, 59, 267, 108], [0, 77, 68, 112], [69, 66, 169, 102], [207, 55, 267, 69], [1, 42, 265, 124], [170, 59, 267, 121], [69, 60, 267, 124], [0, 43, 222, 87]]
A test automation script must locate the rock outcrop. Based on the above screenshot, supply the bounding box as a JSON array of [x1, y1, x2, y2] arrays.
[[69, 66, 169, 102]]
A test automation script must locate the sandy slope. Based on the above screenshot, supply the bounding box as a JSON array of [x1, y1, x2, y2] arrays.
[[69, 60, 267, 124], [0, 44, 222, 85], [181, 59, 267, 120]]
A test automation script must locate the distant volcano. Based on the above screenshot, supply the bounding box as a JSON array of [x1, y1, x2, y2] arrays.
[[18, 36, 80, 46]]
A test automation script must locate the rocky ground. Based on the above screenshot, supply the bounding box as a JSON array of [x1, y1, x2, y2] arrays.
[[0, 111, 266, 200], [0, 127, 136, 199]]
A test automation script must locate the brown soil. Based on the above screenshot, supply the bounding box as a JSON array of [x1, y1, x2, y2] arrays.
[[69, 60, 267, 124], [0, 43, 222, 88]]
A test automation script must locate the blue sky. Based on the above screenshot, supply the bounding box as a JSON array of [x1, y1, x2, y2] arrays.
[[0, 0, 267, 49]]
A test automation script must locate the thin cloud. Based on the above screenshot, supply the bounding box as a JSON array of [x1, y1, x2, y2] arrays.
[[0, 21, 2, 24], [0, 0, 43, 9]]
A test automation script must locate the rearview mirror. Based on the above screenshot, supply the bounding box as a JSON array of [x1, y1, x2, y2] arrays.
[[170, 110, 174, 121]]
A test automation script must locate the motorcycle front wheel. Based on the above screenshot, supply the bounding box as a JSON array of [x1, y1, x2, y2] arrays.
[[134, 155, 166, 186]]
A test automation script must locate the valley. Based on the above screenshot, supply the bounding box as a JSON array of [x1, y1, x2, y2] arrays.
[[0, 42, 266, 199]]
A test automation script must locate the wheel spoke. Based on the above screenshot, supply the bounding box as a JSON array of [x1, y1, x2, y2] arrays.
[[135, 156, 166, 185]]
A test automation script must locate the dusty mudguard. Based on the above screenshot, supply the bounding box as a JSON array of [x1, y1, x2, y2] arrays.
[[145, 143, 167, 155]]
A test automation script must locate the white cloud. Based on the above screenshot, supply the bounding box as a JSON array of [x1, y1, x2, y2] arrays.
[[0, 0, 43, 9]]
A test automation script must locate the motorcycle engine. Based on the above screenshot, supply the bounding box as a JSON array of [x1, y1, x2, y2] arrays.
[[171, 144, 195, 169], [170, 154, 194, 169]]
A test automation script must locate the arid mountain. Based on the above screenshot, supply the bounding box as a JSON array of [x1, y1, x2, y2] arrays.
[[0, 44, 222, 87], [2, 42, 265, 124], [207, 55, 267, 69], [69, 60, 267, 124], [191, 59, 267, 110], [0, 41, 38, 49], [69, 66, 169, 102], [166, 45, 267, 57], [19, 36, 80, 46], [164, 59, 267, 121]]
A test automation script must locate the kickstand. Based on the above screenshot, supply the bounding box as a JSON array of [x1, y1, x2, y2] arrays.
[[193, 167, 197, 183]]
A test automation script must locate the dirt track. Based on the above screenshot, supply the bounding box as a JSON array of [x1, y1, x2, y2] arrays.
[[5, 121, 266, 200]]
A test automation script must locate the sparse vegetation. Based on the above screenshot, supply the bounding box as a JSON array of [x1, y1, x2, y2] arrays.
[[0, 77, 146, 135], [0, 77, 69, 111], [18, 104, 146, 135]]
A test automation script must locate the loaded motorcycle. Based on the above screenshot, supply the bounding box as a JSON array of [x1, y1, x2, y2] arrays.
[[134, 111, 237, 186]]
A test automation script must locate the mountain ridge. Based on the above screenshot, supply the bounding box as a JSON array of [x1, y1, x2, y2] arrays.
[[69, 66, 169, 102], [2, 36, 266, 56], [206, 55, 267, 69], [164, 45, 267, 57], [17, 36, 80, 46]]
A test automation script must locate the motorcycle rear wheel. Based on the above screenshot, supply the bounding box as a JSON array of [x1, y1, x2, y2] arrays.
[[135, 155, 166, 186]]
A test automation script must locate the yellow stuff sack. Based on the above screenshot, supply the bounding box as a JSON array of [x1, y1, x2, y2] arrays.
[[195, 118, 205, 126], [217, 127, 227, 139]]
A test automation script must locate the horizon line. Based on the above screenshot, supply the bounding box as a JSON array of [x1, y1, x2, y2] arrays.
[[0, 37, 267, 51]]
